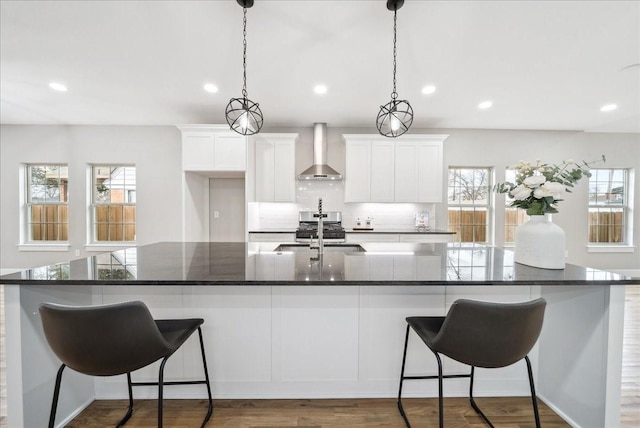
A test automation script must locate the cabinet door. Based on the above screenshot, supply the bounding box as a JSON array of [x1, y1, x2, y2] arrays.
[[394, 142, 419, 202], [213, 134, 246, 171], [417, 142, 443, 202], [370, 141, 395, 202], [255, 137, 295, 202], [345, 140, 371, 202], [395, 141, 443, 202], [273, 140, 295, 202], [182, 132, 215, 171], [255, 139, 276, 201]]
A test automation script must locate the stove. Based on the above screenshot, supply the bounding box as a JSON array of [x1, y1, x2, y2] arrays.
[[296, 211, 346, 242]]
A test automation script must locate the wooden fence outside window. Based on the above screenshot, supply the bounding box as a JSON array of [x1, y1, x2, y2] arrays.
[[448, 209, 624, 243]]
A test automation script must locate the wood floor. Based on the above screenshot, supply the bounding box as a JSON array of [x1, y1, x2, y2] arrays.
[[621, 285, 640, 428], [68, 397, 569, 427], [1, 285, 638, 427]]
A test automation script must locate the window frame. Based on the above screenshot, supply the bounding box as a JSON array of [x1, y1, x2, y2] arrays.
[[23, 163, 70, 245], [587, 168, 633, 249], [89, 164, 137, 244], [447, 166, 493, 244]]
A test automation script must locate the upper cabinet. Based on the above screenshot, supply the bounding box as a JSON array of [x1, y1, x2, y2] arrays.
[[254, 133, 298, 202], [178, 125, 247, 172], [343, 134, 447, 203]]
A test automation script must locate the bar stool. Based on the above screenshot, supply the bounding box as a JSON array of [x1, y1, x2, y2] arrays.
[[39, 300, 213, 428], [397, 298, 546, 428]]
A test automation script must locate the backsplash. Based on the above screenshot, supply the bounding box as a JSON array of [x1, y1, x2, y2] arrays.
[[250, 181, 438, 231]]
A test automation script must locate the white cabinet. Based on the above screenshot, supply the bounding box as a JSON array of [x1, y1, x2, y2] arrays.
[[249, 232, 296, 242], [370, 141, 395, 202], [344, 139, 394, 202], [395, 140, 443, 202], [345, 233, 400, 243], [344, 140, 371, 202], [178, 125, 247, 172], [254, 134, 297, 202], [399, 233, 454, 243], [343, 134, 446, 203]]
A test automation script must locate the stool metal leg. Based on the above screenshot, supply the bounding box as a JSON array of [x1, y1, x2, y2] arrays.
[[48, 364, 66, 428], [197, 327, 214, 427], [434, 351, 444, 428], [469, 365, 495, 428], [157, 357, 169, 428], [397, 324, 412, 427], [115, 372, 134, 427], [525, 356, 542, 428]]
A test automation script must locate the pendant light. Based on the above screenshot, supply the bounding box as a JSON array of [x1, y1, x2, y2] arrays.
[[376, 0, 413, 138], [225, 0, 263, 135]]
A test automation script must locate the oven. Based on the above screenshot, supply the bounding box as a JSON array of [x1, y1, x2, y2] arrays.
[[295, 211, 346, 243]]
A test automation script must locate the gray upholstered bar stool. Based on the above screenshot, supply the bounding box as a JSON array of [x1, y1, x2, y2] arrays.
[[39, 300, 213, 428], [397, 298, 546, 428]]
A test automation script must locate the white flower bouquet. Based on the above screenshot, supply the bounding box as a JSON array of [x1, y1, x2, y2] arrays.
[[494, 156, 605, 215]]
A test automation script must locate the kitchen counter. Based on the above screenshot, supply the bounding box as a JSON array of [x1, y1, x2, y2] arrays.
[[2, 242, 635, 428], [347, 228, 454, 234], [248, 229, 454, 234], [0, 241, 632, 286]]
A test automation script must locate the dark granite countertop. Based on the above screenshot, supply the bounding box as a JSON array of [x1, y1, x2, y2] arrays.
[[1, 242, 636, 286], [248, 229, 454, 234], [248, 230, 296, 233], [346, 229, 454, 234]]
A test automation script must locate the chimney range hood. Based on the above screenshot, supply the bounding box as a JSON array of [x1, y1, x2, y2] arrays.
[[297, 123, 343, 181]]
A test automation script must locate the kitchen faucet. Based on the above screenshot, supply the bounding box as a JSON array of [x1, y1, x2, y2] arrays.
[[311, 198, 327, 257]]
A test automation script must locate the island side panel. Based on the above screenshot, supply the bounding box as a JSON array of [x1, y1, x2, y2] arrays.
[[271, 286, 361, 397], [537, 284, 622, 428], [358, 285, 446, 397], [8, 284, 95, 428]]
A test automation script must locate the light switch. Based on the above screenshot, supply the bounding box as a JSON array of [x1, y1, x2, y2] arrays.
[[213, 211, 220, 218]]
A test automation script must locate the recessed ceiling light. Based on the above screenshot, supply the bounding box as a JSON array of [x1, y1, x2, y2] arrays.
[[422, 85, 436, 95], [314, 84, 328, 95], [49, 82, 67, 92], [478, 100, 493, 110], [600, 103, 617, 112], [203, 83, 219, 93]]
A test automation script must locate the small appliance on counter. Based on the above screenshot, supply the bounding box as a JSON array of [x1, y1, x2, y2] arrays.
[[353, 216, 374, 231], [415, 212, 430, 232]]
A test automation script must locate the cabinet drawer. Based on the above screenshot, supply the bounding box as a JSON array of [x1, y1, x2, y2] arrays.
[[249, 233, 295, 242], [346, 233, 399, 243], [399, 234, 454, 243]]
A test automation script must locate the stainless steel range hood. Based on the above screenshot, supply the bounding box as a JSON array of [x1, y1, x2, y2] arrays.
[[297, 123, 343, 181]]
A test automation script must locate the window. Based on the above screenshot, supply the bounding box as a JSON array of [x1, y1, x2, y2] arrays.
[[26, 165, 69, 242], [504, 168, 528, 244], [588, 169, 629, 244], [448, 167, 491, 243], [91, 165, 136, 242]]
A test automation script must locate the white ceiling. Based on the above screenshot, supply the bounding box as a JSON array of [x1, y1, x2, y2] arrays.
[[1, 0, 639, 133]]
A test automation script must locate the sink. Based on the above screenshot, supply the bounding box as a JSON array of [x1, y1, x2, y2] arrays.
[[274, 243, 366, 253]]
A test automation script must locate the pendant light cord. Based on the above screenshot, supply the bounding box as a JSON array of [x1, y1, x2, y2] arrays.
[[242, 7, 248, 98], [391, 9, 398, 100]]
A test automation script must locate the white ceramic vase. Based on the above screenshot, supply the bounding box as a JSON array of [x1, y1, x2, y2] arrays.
[[514, 214, 566, 269]]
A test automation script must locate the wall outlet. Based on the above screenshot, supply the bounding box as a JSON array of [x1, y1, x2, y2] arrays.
[[74, 249, 80, 257], [214, 211, 220, 219]]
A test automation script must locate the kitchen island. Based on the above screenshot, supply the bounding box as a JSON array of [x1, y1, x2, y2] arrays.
[[2, 242, 636, 428]]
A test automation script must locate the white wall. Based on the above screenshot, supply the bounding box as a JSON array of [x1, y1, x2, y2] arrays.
[[0, 125, 183, 269], [1, 124, 638, 272]]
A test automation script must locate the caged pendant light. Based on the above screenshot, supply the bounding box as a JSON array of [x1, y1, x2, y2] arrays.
[[225, 0, 263, 135], [376, 0, 413, 138]]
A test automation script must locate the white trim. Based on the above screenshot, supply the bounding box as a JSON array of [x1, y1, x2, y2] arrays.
[[17, 243, 70, 252], [84, 243, 136, 252], [586, 245, 635, 253]]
